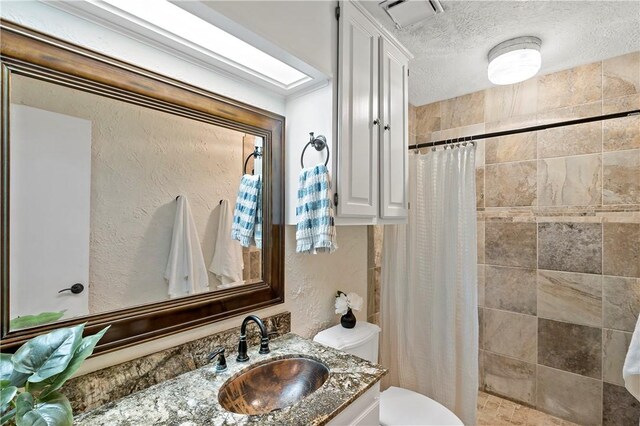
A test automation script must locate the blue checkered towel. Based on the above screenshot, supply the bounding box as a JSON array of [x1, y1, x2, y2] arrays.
[[231, 174, 262, 249], [296, 164, 337, 254]]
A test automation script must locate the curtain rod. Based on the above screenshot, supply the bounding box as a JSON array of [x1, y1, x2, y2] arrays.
[[408, 109, 640, 150]]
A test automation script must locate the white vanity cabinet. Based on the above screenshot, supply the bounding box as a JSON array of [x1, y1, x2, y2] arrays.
[[327, 382, 381, 426], [336, 1, 411, 224]]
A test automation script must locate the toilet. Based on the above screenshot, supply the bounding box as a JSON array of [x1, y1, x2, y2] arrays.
[[314, 322, 463, 426]]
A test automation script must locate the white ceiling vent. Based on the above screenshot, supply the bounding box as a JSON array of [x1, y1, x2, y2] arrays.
[[379, 0, 444, 29]]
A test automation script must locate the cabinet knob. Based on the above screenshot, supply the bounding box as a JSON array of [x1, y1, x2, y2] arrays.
[[373, 119, 380, 126], [384, 124, 391, 131]]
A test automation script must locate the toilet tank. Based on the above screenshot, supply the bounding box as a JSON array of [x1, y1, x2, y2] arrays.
[[313, 322, 381, 363]]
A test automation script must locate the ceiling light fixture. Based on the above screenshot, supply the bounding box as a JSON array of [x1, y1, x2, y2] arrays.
[[487, 36, 542, 85]]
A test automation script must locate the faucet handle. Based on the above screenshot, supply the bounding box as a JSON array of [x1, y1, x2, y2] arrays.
[[207, 347, 227, 372], [259, 336, 270, 355]]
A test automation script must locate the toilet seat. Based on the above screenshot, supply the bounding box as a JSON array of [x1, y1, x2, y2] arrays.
[[379, 387, 464, 426]]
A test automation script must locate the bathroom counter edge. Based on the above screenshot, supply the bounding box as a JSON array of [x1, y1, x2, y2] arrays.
[[74, 333, 387, 426]]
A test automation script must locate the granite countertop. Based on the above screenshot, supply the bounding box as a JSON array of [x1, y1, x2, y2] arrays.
[[74, 333, 387, 426]]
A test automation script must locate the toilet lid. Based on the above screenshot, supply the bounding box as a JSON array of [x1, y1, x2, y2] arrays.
[[379, 387, 464, 426]]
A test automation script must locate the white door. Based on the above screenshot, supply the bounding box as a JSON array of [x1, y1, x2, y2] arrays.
[[9, 104, 91, 323], [337, 1, 380, 218], [379, 39, 409, 220]]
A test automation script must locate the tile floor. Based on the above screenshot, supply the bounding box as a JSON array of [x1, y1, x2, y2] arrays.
[[477, 392, 578, 426]]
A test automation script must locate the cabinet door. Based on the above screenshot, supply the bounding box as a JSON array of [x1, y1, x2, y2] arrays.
[[379, 38, 408, 220], [337, 1, 380, 218]]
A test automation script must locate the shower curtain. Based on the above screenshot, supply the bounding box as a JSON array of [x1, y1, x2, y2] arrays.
[[381, 144, 478, 425]]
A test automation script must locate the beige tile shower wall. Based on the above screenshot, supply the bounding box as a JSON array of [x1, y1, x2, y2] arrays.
[[379, 51, 640, 426], [367, 225, 384, 325]]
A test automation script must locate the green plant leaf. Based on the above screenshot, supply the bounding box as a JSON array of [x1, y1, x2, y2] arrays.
[[0, 354, 12, 388], [3, 355, 30, 389], [16, 391, 72, 426], [1, 408, 16, 425], [31, 326, 110, 398], [12, 324, 84, 383], [8, 371, 30, 389], [15, 391, 34, 424], [0, 386, 17, 411], [10, 312, 66, 330]]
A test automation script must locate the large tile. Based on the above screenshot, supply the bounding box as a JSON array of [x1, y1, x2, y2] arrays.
[[479, 350, 485, 389], [440, 91, 485, 129], [537, 62, 602, 112], [485, 161, 537, 207], [484, 309, 537, 362], [478, 220, 485, 264], [486, 222, 537, 268], [483, 351, 536, 405], [485, 266, 537, 315], [603, 222, 640, 278], [603, 329, 633, 386], [538, 222, 602, 274], [475, 138, 485, 168], [602, 95, 640, 151], [536, 365, 602, 425], [485, 134, 537, 164], [479, 308, 485, 350], [603, 275, 640, 331], [366, 266, 381, 316], [537, 102, 602, 158], [408, 103, 417, 135], [603, 382, 640, 426], [537, 270, 602, 327], [511, 405, 579, 426], [538, 318, 602, 379], [538, 154, 602, 207], [430, 123, 485, 148], [485, 79, 538, 123], [415, 102, 441, 137], [478, 264, 486, 308], [602, 51, 640, 100], [476, 167, 485, 208], [602, 149, 640, 205], [370, 224, 383, 268]]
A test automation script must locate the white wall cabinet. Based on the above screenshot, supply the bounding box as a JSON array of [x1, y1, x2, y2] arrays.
[[336, 1, 411, 224], [336, 1, 380, 218]]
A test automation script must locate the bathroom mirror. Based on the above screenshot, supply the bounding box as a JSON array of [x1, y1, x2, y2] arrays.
[[1, 21, 285, 353]]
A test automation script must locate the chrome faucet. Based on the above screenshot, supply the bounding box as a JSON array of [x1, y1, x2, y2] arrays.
[[236, 314, 270, 362]]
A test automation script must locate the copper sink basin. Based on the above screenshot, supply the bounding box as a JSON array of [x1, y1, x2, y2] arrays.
[[218, 357, 330, 415]]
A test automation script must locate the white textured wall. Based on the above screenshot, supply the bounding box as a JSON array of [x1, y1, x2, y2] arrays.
[[3, 0, 368, 376], [13, 75, 246, 313], [78, 225, 367, 375]]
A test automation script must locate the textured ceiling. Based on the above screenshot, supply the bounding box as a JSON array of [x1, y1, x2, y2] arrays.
[[360, 0, 640, 106]]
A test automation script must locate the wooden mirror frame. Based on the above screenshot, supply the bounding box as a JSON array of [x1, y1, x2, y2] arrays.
[[0, 21, 285, 354]]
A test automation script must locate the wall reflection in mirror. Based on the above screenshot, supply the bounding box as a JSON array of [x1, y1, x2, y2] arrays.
[[8, 74, 263, 331]]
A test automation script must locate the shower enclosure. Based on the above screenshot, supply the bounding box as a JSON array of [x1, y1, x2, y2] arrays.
[[372, 51, 640, 425]]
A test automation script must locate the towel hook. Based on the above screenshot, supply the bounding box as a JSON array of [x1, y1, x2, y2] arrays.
[[301, 132, 329, 168], [243, 146, 262, 175]]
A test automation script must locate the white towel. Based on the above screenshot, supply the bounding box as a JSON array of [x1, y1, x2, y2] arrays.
[[624, 315, 640, 402], [209, 200, 244, 288], [164, 195, 209, 298]]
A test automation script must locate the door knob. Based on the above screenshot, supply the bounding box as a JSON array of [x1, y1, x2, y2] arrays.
[[384, 124, 391, 131], [58, 283, 84, 294], [373, 119, 380, 125]]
